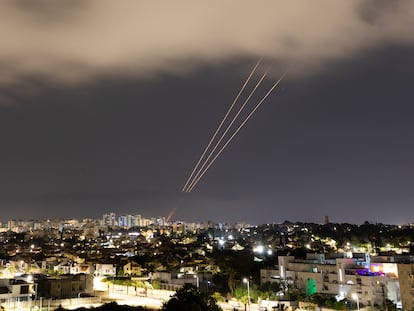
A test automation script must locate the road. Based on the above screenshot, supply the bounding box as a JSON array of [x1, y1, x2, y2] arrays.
[[94, 277, 263, 310], [107, 292, 164, 310]]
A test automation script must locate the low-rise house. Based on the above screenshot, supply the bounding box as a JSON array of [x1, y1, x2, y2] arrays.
[[53, 262, 71, 274], [36, 274, 93, 299], [0, 279, 35, 303], [70, 263, 94, 275], [94, 263, 116, 277], [123, 261, 142, 276]]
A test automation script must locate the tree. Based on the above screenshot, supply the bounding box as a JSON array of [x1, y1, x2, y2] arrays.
[[213, 249, 257, 296], [233, 283, 260, 303], [162, 284, 222, 311], [211, 292, 224, 303]]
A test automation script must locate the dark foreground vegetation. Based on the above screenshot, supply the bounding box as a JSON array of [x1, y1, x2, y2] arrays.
[[56, 302, 150, 311], [57, 285, 223, 311]]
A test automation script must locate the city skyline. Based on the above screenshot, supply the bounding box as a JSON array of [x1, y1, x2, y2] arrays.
[[1, 1, 414, 224], [1, 211, 413, 227]]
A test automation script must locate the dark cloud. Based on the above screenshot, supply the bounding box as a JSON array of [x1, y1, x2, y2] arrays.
[[358, 0, 403, 25], [1, 0, 414, 96], [11, 0, 85, 22]]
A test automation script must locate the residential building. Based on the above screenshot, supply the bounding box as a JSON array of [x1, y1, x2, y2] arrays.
[[123, 262, 142, 276], [102, 213, 117, 227], [261, 253, 409, 309], [94, 263, 116, 277], [0, 279, 35, 303], [36, 274, 93, 299]]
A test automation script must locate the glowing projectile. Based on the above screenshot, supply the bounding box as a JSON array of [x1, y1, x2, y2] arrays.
[[186, 72, 286, 192], [182, 59, 262, 192], [185, 70, 268, 192]]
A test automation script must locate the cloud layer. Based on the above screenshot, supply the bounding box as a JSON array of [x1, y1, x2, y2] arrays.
[[1, 0, 414, 87]]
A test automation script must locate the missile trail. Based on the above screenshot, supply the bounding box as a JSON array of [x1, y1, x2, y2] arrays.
[[186, 72, 286, 192], [186, 73, 285, 192], [181, 59, 262, 192], [184, 70, 269, 192]]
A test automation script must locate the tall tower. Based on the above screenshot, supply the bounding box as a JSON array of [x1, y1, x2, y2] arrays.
[[102, 212, 117, 226]]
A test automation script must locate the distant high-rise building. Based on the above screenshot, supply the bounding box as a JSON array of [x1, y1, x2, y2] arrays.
[[118, 215, 128, 227], [102, 212, 117, 227], [127, 214, 136, 227], [134, 214, 142, 227], [117, 214, 146, 228], [323, 215, 329, 225]]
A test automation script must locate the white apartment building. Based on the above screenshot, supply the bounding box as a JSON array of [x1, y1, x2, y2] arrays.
[[261, 253, 414, 310]]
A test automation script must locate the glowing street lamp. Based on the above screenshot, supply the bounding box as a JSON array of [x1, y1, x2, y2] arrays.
[[352, 293, 360, 311], [194, 275, 199, 289], [243, 278, 251, 310]]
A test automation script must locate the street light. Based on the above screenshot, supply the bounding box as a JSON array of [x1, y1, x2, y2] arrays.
[[194, 275, 199, 289], [352, 293, 360, 311], [243, 278, 251, 310]]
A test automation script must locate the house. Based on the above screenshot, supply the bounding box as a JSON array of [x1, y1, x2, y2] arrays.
[[0, 279, 35, 303], [36, 274, 93, 299], [94, 263, 116, 277], [70, 263, 94, 275], [53, 262, 71, 274], [123, 262, 142, 276]]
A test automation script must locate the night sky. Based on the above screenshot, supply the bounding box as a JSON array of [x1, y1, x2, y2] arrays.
[[1, 1, 414, 224]]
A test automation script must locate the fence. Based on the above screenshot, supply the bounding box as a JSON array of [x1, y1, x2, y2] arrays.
[[1, 296, 101, 311]]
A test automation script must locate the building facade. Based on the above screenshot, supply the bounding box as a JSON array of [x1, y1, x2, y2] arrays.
[[261, 254, 414, 310]]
